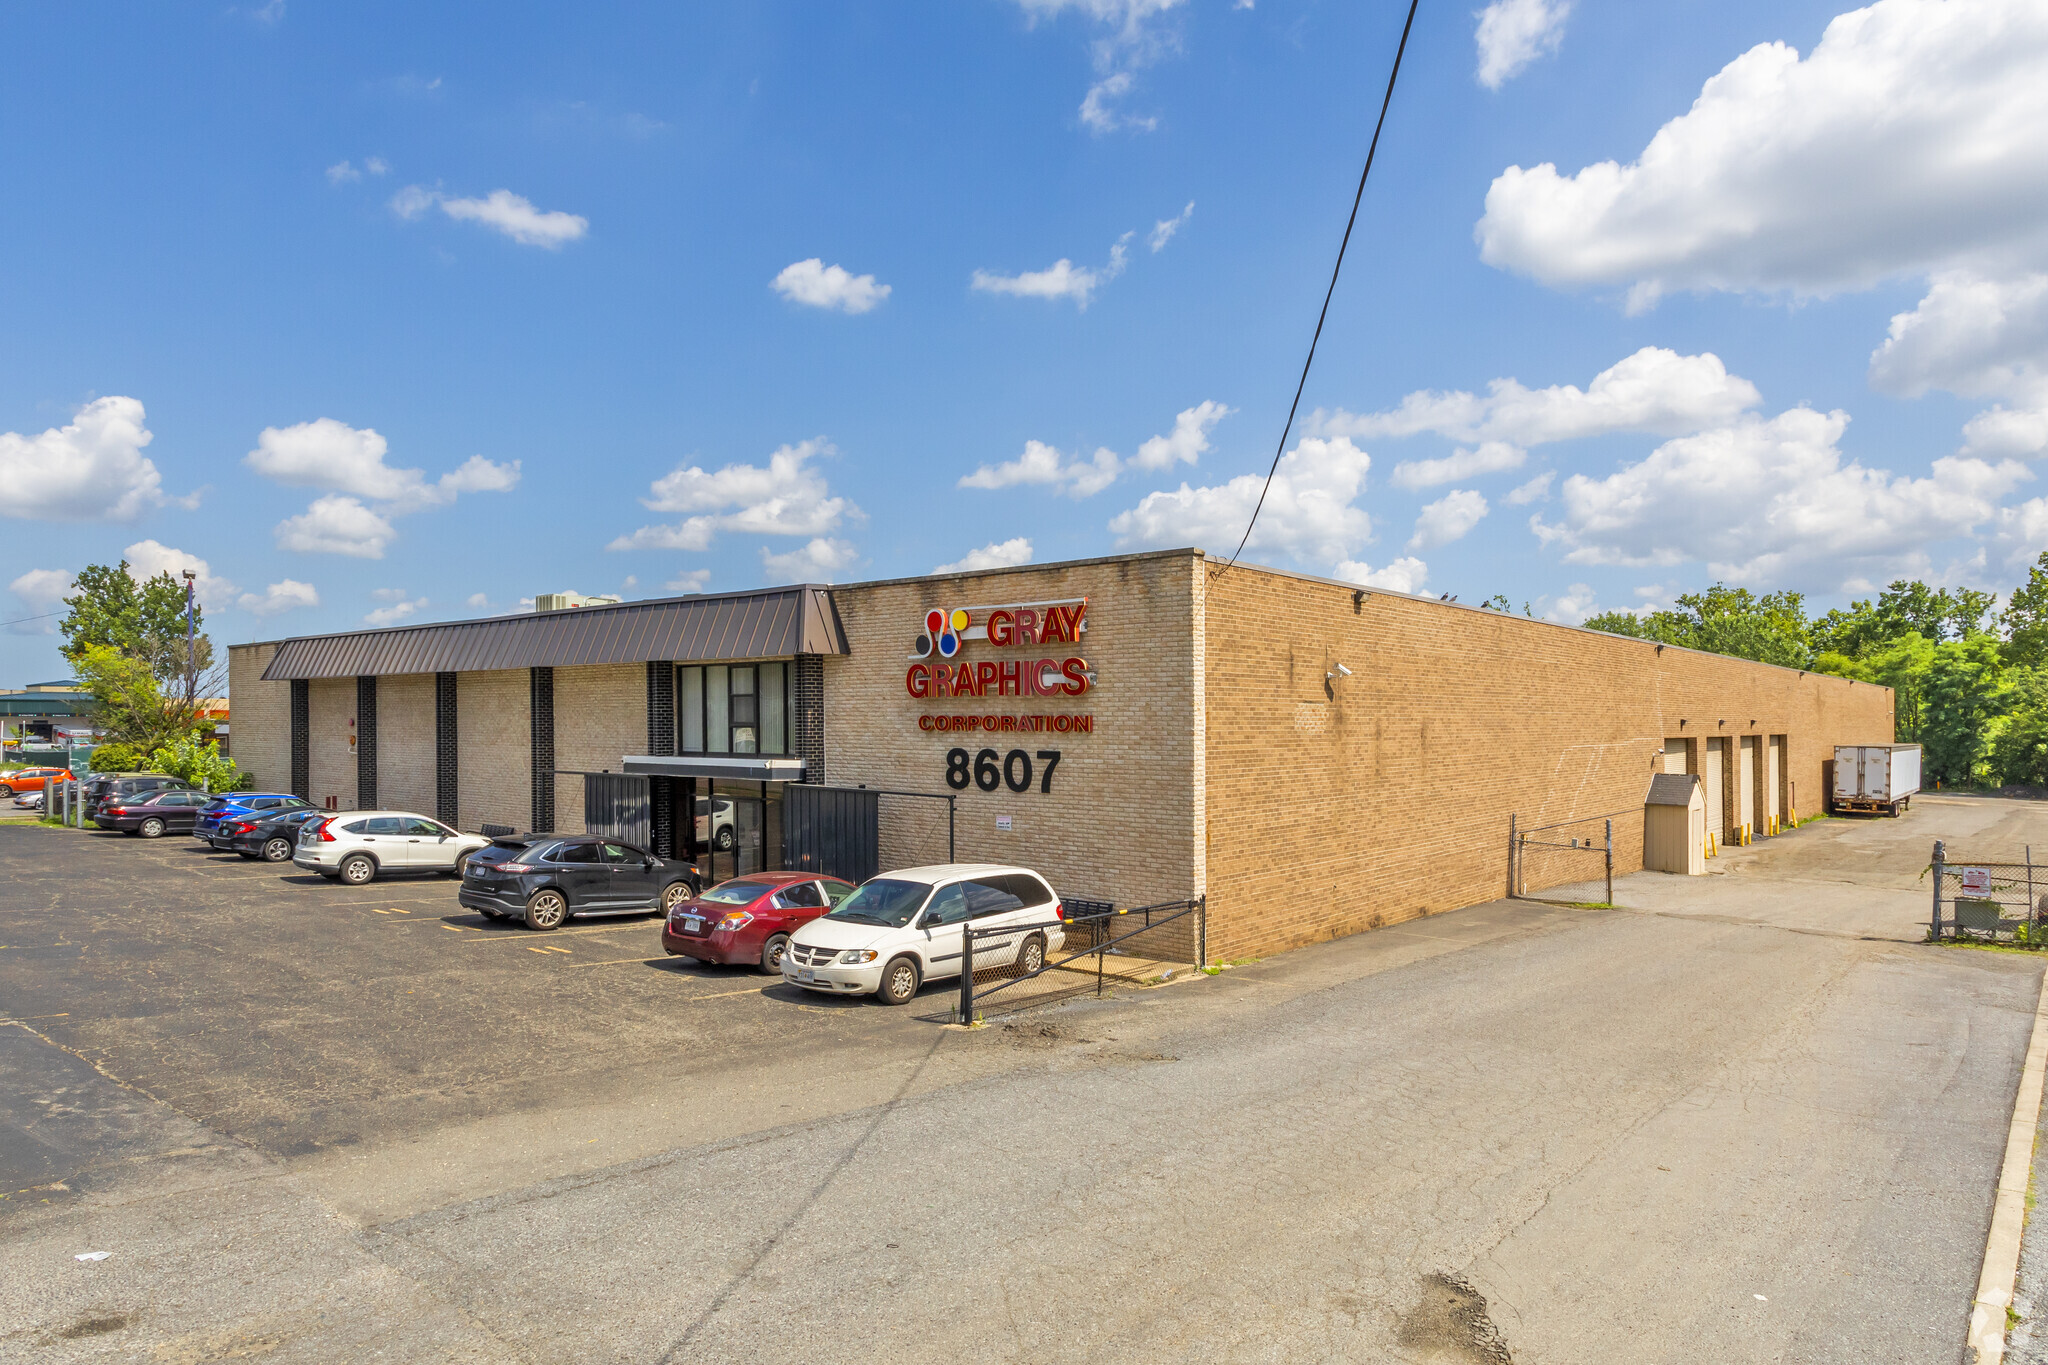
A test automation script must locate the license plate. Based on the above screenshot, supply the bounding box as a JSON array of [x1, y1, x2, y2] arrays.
[[798, 968, 815, 981], [683, 917, 701, 933]]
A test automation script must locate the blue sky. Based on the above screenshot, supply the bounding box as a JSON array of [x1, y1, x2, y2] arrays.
[[5, 0, 2046, 682]]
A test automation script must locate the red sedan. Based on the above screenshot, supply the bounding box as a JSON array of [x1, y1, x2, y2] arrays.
[[662, 872, 855, 974]]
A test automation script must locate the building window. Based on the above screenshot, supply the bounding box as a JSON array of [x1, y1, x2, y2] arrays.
[[677, 661, 792, 756]]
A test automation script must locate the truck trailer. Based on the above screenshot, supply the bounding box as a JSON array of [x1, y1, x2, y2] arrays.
[[1832, 744, 1921, 817]]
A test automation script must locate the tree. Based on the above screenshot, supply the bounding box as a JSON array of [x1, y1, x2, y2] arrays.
[[1815, 580, 1996, 657], [71, 644, 212, 755], [144, 736, 247, 792], [1920, 635, 2010, 786], [60, 560, 214, 703], [1991, 667, 2048, 788], [2004, 553, 2048, 670], [1813, 632, 1935, 741], [1584, 584, 1810, 668]]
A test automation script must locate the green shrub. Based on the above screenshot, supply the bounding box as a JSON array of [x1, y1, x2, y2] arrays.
[[89, 742, 145, 772], [143, 737, 249, 792]]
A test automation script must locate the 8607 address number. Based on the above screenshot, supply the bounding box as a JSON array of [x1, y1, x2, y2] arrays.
[[946, 747, 1061, 794]]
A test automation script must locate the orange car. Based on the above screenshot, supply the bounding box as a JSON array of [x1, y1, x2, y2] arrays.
[[0, 766, 75, 794]]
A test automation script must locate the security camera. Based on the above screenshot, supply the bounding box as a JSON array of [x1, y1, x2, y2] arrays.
[[1336, 664, 1353, 677]]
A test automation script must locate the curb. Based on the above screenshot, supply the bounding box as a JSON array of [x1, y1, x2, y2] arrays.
[[1968, 963, 2048, 1364]]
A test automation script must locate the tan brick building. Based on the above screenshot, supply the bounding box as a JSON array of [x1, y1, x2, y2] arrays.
[[227, 549, 1894, 962]]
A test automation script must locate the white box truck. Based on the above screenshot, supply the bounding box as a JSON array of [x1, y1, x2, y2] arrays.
[[1832, 744, 1921, 816]]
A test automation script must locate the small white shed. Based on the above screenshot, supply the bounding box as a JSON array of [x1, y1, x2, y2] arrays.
[[1644, 772, 1706, 875]]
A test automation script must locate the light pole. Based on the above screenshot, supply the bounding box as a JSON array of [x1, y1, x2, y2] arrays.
[[182, 569, 197, 707]]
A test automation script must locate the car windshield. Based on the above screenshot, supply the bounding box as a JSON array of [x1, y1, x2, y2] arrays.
[[699, 880, 773, 905], [824, 879, 931, 928]]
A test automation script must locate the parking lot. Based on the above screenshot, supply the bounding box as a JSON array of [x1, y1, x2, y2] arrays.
[[7, 804, 2048, 1363]]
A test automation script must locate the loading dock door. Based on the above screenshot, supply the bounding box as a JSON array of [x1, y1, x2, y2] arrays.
[[1767, 737, 1784, 825], [1662, 739, 1689, 775], [1703, 739, 1726, 840], [1739, 737, 1758, 833]]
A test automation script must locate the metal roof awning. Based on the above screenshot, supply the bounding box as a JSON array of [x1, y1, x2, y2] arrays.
[[621, 754, 810, 782], [260, 585, 848, 680]]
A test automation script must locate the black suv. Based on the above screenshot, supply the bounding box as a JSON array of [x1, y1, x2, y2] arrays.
[[84, 773, 195, 818], [459, 834, 703, 930]]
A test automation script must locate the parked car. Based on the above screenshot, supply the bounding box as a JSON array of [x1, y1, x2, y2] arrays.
[[0, 765, 74, 795], [694, 795, 737, 851], [195, 792, 313, 845], [781, 864, 1066, 1005], [93, 787, 215, 838], [14, 789, 46, 811], [223, 807, 326, 862], [84, 773, 193, 818], [459, 833, 704, 930], [662, 872, 857, 973], [293, 810, 491, 884]]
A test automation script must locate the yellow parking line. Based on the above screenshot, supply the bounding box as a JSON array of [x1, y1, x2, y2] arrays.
[[566, 956, 669, 969], [524, 944, 573, 955]]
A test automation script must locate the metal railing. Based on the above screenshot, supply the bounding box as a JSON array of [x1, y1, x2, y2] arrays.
[[1928, 840, 2048, 944], [1510, 811, 1621, 904], [956, 895, 1206, 1023]]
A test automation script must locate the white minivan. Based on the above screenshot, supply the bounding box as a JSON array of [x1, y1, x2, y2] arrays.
[[782, 864, 1066, 1005]]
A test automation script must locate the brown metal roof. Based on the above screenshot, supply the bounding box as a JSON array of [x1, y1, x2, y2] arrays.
[[260, 586, 848, 680]]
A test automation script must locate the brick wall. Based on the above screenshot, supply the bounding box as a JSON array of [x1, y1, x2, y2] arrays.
[[307, 678, 358, 810], [549, 662, 647, 837], [456, 670, 531, 832], [376, 674, 437, 816], [824, 551, 1205, 924], [226, 643, 292, 792], [1201, 562, 1898, 963]]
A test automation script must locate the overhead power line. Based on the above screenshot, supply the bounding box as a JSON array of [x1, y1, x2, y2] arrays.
[[1216, 0, 1422, 578]]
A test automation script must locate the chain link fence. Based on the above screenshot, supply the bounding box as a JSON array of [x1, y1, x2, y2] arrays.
[[1928, 840, 2048, 945]]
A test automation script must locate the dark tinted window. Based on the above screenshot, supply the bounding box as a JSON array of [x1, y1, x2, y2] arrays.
[[920, 884, 969, 926], [601, 843, 643, 864], [339, 819, 370, 834], [822, 881, 854, 906], [771, 881, 826, 909], [994, 874, 1055, 908], [402, 819, 444, 836], [963, 880, 1026, 918], [362, 816, 405, 835], [552, 841, 602, 864]]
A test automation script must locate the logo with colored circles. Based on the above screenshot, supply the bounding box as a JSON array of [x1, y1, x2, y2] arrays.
[[916, 608, 969, 659]]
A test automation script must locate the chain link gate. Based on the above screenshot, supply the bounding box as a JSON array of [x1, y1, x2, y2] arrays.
[[1928, 839, 2048, 945]]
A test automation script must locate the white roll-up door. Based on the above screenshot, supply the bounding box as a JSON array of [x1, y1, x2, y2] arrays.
[[1703, 740, 1726, 839], [1739, 737, 1758, 832]]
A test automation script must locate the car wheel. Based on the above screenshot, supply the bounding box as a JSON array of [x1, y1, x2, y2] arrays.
[[524, 889, 569, 931], [876, 955, 921, 1006], [139, 817, 166, 839], [661, 882, 692, 915], [339, 854, 377, 885], [1017, 934, 1047, 977], [448, 851, 471, 878], [759, 933, 790, 975], [714, 827, 735, 851], [263, 837, 293, 863]]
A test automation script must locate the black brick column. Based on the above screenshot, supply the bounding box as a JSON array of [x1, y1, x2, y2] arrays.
[[435, 672, 458, 825], [530, 666, 555, 833], [355, 676, 378, 810], [289, 679, 310, 801], [647, 661, 677, 858], [793, 654, 825, 784]]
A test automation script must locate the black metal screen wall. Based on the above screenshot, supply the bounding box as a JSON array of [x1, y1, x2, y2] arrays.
[[289, 679, 310, 801], [530, 666, 555, 833], [355, 675, 378, 809], [647, 660, 677, 857], [784, 784, 879, 883], [794, 654, 825, 784], [583, 772, 652, 849], [435, 672, 458, 825]]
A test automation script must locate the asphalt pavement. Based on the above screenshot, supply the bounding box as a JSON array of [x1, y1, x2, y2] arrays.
[[3, 804, 2045, 1362]]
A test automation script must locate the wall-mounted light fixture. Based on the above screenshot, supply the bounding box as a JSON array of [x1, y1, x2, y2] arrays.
[[1352, 589, 1368, 613]]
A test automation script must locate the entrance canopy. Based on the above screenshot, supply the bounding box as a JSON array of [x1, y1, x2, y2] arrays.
[[621, 754, 808, 782]]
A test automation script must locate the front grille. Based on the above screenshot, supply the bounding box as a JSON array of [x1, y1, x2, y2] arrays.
[[789, 943, 838, 967]]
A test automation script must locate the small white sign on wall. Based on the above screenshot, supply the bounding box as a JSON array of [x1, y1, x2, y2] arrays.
[[996, 815, 1013, 832], [1960, 866, 1993, 896]]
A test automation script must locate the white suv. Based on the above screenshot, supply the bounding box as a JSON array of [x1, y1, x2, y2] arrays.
[[295, 810, 490, 885], [782, 864, 1066, 1005]]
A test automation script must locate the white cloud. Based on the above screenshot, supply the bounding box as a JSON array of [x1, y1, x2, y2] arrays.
[[245, 418, 519, 511], [1080, 73, 1155, 133], [466, 592, 491, 609], [1316, 348, 1761, 448], [761, 538, 861, 583], [327, 160, 361, 185], [275, 496, 398, 559], [364, 156, 388, 175], [1391, 441, 1526, 490], [1333, 557, 1428, 594], [391, 187, 589, 248], [364, 593, 428, 627], [1504, 471, 1554, 504], [237, 580, 320, 617], [1871, 271, 2048, 404], [1109, 435, 1373, 566], [611, 439, 857, 552], [664, 570, 714, 594], [959, 440, 1122, 498], [1475, 0, 1573, 89], [1015, 0, 1187, 132], [1964, 407, 2048, 458], [122, 540, 237, 608], [7, 569, 72, 635], [972, 233, 1131, 308], [1408, 490, 1489, 550], [772, 259, 892, 314], [1149, 201, 1194, 252], [1530, 408, 2029, 586], [0, 396, 170, 523], [933, 539, 1035, 575], [1474, 0, 2048, 308], [1543, 583, 1602, 625], [1134, 400, 1230, 471]]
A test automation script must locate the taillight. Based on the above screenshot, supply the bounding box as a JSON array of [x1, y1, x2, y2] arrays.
[[1055, 903, 1066, 921], [319, 823, 337, 842], [497, 861, 534, 873], [229, 822, 254, 835], [716, 912, 754, 932]]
